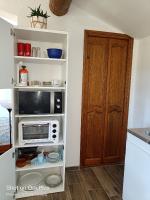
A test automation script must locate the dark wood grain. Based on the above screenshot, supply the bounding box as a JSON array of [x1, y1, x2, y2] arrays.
[[89, 189, 110, 200], [49, 0, 72, 16], [0, 144, 11, 154], [80, 32, 109, 166], [20, 165, 124, 200], [81, 30, 133, 166], [92, 166, 121, 198]]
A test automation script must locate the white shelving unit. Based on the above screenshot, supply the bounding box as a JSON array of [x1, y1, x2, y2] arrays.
[[15, 183, 64, 199], [14, 56, 66, 64], [14, 86, 66, 90], [12, 27, 68, 199], [16, 161, 64, 172], [15, 114, 65, 118]]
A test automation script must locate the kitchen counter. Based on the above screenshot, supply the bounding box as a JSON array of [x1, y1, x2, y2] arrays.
[[123, 131, 150, 200], [128, 128, 150, 144]]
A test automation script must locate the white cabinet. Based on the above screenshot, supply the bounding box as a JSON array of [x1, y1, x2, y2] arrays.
[[0, 18, 14, 89], [0, 16, 15, 200], [0, 18, 68, 199], [123, 133, 150, 200], [0, 148, 16, 200]]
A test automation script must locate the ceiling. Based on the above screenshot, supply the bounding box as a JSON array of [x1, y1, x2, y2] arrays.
[[73, 0, 150, 38]]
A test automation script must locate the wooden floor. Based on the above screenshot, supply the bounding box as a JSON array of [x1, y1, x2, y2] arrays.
[[21, 165, 124, 200]]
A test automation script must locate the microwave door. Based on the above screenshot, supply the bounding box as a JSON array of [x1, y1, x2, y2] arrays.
[[22, 124, 49, 140]]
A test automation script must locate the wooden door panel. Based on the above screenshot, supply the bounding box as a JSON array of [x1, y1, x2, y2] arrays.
[[103, 39, 129, 163], [107, 39, 128, 107], [87, 37, 108, 111], [103, 111, 123, 161], [81, 33, 108, 166], [84, 111, 104, 165]]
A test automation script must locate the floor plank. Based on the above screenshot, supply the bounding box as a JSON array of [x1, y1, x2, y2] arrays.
[[79, 168, 101, 190], [103, 165, 123, 193], [19, 165, 124, 200], [68, 183, 87, 200], [88, 189, 110, 200], [92, 166, 122, 199]]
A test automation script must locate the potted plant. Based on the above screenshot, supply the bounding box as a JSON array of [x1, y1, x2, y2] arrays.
[[28, 5, 50, 29]]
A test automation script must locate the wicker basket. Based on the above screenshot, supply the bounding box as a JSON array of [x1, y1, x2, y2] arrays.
[[30, 16, 47, 29]]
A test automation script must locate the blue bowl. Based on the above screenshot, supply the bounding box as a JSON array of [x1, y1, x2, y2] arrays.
[[47, 48, 62, 59]]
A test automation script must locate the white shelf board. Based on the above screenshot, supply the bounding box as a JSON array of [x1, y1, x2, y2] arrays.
[[16, 161, 64, 172], [14, 56, 66, 64], [15, 140, 64, 148], [14, 27, 68, 43], [15, 114, 65, 118], [15, 183, 64, 199], [14, 86, 66, 90]]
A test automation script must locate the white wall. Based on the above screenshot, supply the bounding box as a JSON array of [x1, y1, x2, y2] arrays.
[[128, 39, 139, 128], [130, 36, 150, 128], [0, 0, 136, 166]]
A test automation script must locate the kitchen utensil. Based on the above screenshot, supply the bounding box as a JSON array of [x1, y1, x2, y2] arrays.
[[45, 174, 62, 187], [36, 47, 41, 57], [47, 48, 62, 59], [22, 153, 37, 161], [51, 80, 62, 86], [17, 43, 24, 56], [31, 157, 46, 166], [37, 151, 44, 164], [42, 81, 52, 86], [30, 80, 41, 86], [32, 47, 37, 57], [24, 43, 31, 56], [16, 158, 27, 168], [19, 172, 43, 190], [47, 152, 60, 163]]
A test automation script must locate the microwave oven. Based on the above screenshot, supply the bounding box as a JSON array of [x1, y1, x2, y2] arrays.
[[18, 91, 64, 115], [18, 118, 60, 145]]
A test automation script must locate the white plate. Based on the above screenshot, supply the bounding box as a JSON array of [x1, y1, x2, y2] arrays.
[[19, 172, 43, 191], [47, 152, 60, 160], [45, 174, 62, 187]]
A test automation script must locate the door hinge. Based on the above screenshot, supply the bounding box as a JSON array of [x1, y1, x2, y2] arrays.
[[12, 152, 15, 159], [10, 28, 15, 36], [11, 77, 14, 85]]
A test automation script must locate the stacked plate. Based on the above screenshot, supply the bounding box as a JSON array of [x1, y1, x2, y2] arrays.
[[45, 174, 62, 187], [19, 172, 43, 191], [47, 152, 60, 163]]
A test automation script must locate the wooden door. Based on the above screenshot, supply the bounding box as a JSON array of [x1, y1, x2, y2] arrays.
[[81, 30, 133, 167], [103, 38, 132, 163], [80, 32, 109, 166]]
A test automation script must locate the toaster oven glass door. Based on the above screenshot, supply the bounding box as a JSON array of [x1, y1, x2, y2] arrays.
[[22, 123, 49, 140]]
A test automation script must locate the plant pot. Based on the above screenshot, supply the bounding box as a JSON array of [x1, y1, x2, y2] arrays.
[[30, 16, 47, 29]]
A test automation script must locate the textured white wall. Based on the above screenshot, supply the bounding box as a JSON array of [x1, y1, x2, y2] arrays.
[[130, 36, 150, 128], [0, 0, 137, 166]]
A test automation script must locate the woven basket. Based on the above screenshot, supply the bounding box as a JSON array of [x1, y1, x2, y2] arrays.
[[30, 16, 47, 29]]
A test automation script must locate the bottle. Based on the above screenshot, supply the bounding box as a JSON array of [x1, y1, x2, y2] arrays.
[[19, 66, 28, 86]]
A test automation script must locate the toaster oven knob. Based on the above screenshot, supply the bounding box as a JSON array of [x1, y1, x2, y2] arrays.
[[52, 129, 56, 133], [57, 98, 61, 102], [52, 124, 57, 128], [56, 105, 60, 109], [52, 134, 56, 138]]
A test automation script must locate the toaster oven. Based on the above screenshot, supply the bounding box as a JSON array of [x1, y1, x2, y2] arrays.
[[18, 118, 60, 145]]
